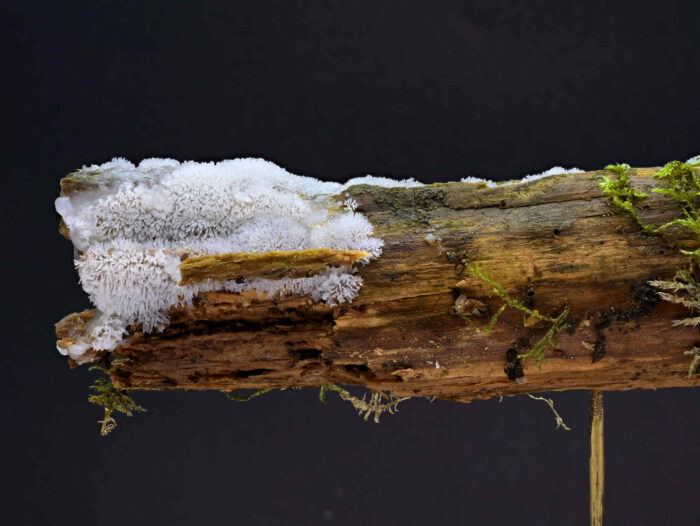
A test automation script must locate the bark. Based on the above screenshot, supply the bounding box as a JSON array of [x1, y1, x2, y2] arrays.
[[56, 167, 700, 403]]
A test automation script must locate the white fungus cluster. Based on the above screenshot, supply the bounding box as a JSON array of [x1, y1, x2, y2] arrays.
[[56, 157, 421, 362]]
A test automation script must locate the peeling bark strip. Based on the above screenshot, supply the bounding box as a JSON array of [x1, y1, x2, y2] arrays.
[[179, 248, 370, 283], [56, 167, 700, 403]]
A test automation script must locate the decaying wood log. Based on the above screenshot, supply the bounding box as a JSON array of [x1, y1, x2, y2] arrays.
[[56, 166, 700, 403]]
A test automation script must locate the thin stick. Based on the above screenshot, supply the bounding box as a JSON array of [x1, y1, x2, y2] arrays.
[[589, 390, 604, 526]]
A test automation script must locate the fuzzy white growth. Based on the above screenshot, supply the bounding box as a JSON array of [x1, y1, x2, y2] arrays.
[[343, 174, 423, 188], [460, 166, 583, 187], [460, 175, 497, 186], [76, 243, 184, 334], [520, 166, 584, 182], [57, 157, 422, 362], [310, 212, 383, 258], [687, 154, 700, 165]]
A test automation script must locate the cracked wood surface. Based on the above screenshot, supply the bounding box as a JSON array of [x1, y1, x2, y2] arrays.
[[56, 167, 700, 402]]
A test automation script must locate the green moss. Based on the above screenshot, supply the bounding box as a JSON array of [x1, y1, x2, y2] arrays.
[[225, 388, 274, 401], [600, 160, 700, 246], [600, 159, 700, 350], [88, 366, 146, 436], [462, 258, 569, 368], [599, 163, 652, 233]]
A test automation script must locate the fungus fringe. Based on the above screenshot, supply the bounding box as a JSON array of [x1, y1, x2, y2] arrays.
[[463, 258, 570, 368], [88, 365, 146, 436]]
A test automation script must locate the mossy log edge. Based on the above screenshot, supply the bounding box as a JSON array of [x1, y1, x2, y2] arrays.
[[56, 167, 700, 403]]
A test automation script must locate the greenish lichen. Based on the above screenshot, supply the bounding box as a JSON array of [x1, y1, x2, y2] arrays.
[[344, 184, 446, 226], [88, 366, 146, 436], [462, 258, 570, 368]]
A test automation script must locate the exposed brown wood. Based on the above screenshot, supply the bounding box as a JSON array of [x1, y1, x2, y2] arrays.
[[179, 248, 370, 283], [56, 166, 700, 402]]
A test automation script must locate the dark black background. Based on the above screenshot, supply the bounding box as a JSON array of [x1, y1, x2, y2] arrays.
[[2, 1, 699, 524]]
